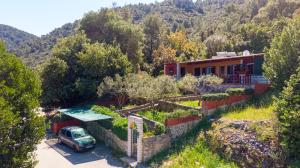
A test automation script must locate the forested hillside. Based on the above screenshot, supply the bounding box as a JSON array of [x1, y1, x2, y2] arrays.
[[0, 22, 78, 66], [0, 0, 300, 67]]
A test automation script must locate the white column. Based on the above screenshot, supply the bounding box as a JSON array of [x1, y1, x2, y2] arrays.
[[127, 119, 132, 157], [136, 120, 143, 163], [176, 63, 180, 80], [127, 116, 144, 163]]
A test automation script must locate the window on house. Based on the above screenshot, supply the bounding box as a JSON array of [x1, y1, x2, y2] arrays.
[[181, 67, 186, 77], [202, 68, 206, 75], [227, 65, 234, 74], [211, 67, 215, 74], [220, 66, 225, 75], [206, 67, 214, 75], [194, 68, 201, 76], [247, 64, 253, 74]]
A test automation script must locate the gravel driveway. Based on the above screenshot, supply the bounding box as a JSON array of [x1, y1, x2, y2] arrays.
[[36, 139, 124, 168]]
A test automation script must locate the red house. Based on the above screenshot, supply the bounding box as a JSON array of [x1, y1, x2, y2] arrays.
[[164, 53, 268, 84]]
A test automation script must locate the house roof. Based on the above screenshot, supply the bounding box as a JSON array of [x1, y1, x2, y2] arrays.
[[165, 53, 264, 65]]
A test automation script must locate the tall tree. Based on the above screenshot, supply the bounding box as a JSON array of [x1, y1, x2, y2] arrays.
[[276, 68, 300, 160], [143, 14, 165, 63], [41, 33, 132, 106], [80, 9, 144, 71], [204, 34, 229, 57], [263, 17, 300, 89], [0, 42, 44, 168], [40, 57, 68, 106]]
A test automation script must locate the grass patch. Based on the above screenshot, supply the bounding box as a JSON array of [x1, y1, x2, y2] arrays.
[[221, 91, 276, 121], [138, 109, 200, 124], [176, 100, 201, 107], [138, 110, 168, 124], [121, 104, 137, 110]]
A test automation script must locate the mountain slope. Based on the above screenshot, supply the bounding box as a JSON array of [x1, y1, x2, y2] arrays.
[[0, 24, 41, 56]]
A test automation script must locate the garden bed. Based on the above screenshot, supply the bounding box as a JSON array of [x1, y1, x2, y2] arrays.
[[176, 100, 201, 108]]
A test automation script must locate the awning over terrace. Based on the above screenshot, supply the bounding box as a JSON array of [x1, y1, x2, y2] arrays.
[[58, 107, 112, 122]]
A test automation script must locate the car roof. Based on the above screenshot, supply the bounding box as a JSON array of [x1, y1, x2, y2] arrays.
[[63, 126, 83, 131]]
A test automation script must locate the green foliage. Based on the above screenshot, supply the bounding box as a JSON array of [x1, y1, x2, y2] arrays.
[[0, 42, 44, 168], [177, 74, 198, 94], [138, 110, 168, 124], [201, 93, 229, 101], [221, 91, 276, 121], [204, 34, 230, 57], [176, 100, 201, 108], [225, 88, 246, 95], [98, 74, 128, 106], [253, 0, 300, 23], [143, 14, 165, 63], [111, 117, 128, 141], [41, 33, 132, 106], [275, 69, 300, 159], [126, 73, 178, 103], [40, 57, 68, 106], [167, 109, 199, 119], [225, 87, 254, 95], [80, 9, 144, 70], [263, 17, 300, 90], [198, 75, 224, 86], [92, 106, 128, 140], [153, 123, 166, 135]]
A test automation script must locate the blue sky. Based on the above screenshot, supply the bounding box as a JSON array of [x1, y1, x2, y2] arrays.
[[0, 0, 161, 36]]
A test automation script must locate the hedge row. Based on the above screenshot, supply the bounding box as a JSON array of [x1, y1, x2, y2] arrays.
[[201, 93, 229, 101], [225, 88, 254, 95], [167, 109, 199, 119]]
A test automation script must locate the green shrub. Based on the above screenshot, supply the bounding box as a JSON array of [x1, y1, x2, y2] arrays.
[[225, 88, 254, 95], [201, 93, 229, 101], [225, 88, 245, 95], [276, 71, 300, 159], [93, 105, 128, 140], [198, 75, 224, 85], [111, 117, 128, 141], [138, 110, 168, 124], [244, 88, 255, 95], [154, 123, 166, 135]]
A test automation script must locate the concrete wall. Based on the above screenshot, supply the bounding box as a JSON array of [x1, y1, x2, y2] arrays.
[[142, 134, 171, 162], [86, 122, 127, 153]]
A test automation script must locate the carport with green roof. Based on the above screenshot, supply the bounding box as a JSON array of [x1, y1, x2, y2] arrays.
[[58, 107, 112, 122]]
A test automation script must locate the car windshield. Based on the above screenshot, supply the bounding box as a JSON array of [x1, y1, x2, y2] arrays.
[[71, 128, 88, 139]]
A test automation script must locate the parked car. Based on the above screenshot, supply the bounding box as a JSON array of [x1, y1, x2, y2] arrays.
[[58, 126, 96, 152]]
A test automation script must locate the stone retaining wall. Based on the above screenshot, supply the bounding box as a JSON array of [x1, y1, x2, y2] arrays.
[[168, 118, 201, 139], [142, 134, 171, 162], [86, 122, 127, 153]]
